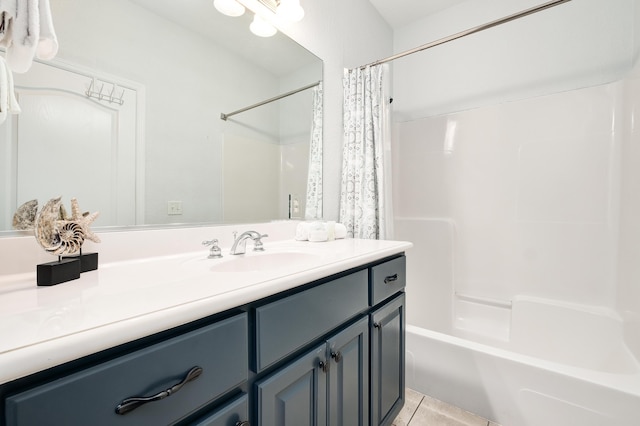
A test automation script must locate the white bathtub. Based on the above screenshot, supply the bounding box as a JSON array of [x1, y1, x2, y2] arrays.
[[405, 296, 640, 426]]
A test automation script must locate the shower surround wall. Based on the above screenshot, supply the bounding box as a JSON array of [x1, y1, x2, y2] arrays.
[[393, 0, 638, 348], [391, 0, 640, 422], [395, 76, 623, 332]]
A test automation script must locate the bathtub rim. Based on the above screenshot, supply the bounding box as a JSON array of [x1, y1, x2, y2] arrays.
[[406, 323, 640, 398]]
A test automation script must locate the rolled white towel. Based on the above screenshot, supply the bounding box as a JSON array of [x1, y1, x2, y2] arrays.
[[295, 222, 311, 241], [308, 229, 328, 242], [296, 221, 333, 241], [335, 223, 347, 239]]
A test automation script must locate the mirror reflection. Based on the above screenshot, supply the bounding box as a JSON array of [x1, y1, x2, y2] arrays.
[[0, 0, 323, 234]]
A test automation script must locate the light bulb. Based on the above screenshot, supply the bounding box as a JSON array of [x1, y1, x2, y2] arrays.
[[213, 0, 245, 17], [276, 0, 304, 22], [250, 14, 277, 37]]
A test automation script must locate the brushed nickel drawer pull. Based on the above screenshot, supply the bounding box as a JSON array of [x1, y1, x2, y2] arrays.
[[384, 274, 398, 284], [115, 366, 203, 415]]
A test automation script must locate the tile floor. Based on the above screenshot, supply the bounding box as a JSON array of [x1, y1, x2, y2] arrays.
[[393, 388, 500, 426]]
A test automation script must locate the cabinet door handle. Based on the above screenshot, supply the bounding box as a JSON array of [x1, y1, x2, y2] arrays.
[[384, 274, 398, 284], [115, 366, 203, 415], [373, 322, 381, 329], [236, 422, 250, 426], [319, 360, 329, 373], [331, 351, 343, 363]]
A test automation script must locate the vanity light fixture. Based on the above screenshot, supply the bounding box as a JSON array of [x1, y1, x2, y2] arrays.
[[276, 0, 304, 22], [213, 0, 246, 17], [250, 14, 277, 37]]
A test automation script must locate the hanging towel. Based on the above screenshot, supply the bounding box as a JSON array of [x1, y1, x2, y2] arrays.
[[0, 0, 16, 45], [35, 0, 57, 60], [5, 0, 38, 73], [0, 55, 21, 124], [3, 0, 57, 73]]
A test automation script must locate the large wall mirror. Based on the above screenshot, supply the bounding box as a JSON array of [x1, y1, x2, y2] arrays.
[[0, 0, 323, 235]]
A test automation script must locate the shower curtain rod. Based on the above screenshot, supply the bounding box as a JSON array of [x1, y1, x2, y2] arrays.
[[220, 80, 321, 120], [359, 0, 572, 69]]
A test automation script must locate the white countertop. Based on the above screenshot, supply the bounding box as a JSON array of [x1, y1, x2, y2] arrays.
[[0, 238, 411, 384]]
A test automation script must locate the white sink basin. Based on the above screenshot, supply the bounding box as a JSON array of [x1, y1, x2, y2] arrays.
[[182, 250, 323, 273]]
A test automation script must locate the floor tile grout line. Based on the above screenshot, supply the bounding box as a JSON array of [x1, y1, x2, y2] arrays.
[[406, 395, 424, 425]]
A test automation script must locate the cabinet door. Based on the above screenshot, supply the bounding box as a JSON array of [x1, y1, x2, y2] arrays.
[[256, 344, 327, 426], [327, 317, 369, 426], [192, 393, 249, 426], [370, 293, 406, 426]]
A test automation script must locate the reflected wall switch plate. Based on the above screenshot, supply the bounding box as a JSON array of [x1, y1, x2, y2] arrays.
[[168, 201, 182, 215]]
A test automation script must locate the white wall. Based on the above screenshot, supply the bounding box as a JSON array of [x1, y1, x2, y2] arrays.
[[391, 0, 638, 331]]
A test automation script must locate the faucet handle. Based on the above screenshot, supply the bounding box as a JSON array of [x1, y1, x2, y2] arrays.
[[253, 233, 268, 251], [202, 239, 223, 259]]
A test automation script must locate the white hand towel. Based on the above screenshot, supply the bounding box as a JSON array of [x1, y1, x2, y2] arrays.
[[0, 0, 16, 45], [6, 0, 39, 73], [5, 56, 20, 113], [35, 0, 57, 60], [0, 56, 21, 124], [0, 55, 7, 124]]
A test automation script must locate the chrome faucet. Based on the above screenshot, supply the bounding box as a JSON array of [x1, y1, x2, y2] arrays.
[[230, 231, 268, 255]]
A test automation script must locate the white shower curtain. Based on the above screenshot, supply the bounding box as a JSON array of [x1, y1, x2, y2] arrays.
[[340, 64, 393, 239], [305, 82, 323, 219]]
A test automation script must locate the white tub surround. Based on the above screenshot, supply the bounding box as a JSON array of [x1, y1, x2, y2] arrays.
[[406, 324, 640, 426], [0, 223, 411, 385]]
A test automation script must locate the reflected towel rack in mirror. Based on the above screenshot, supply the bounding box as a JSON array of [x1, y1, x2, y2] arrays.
[[85, 77, 125, 105]]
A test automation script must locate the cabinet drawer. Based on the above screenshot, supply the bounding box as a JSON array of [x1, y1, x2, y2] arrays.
[[192, 393, 248, 426], [370, 256, 406, 306], [6, 313, 248, 426], [255, 270, 368, 372]]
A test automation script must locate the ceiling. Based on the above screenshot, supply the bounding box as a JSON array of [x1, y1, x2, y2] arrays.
[[368, 0, 468, 29]]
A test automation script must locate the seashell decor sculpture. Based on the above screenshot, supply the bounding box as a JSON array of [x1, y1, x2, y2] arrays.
[[33, 197, 100, 256], [12, 199, 38, 230]]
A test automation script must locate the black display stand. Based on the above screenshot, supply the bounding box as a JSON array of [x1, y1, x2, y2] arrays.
[[37, 249, 99, 286], [63, 252, 99, 273], [37, 258, 81, 286]]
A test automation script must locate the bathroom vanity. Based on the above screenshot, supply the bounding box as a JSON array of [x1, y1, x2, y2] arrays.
[[0, 237, 410, 426]]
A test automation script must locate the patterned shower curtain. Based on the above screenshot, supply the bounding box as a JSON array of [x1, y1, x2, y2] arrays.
[[340, 64, 393, 239], [305, 82, 323, 219]]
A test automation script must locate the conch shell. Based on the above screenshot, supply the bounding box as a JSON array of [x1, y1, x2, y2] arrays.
[[34, 197, 100, 256]]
